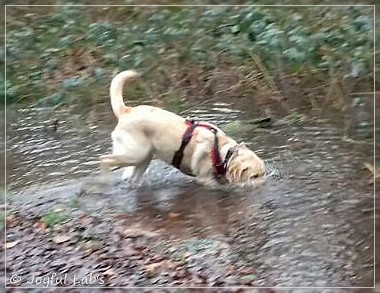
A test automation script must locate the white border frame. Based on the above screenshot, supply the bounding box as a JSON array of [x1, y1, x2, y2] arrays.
[[3, 3, 376, 289]]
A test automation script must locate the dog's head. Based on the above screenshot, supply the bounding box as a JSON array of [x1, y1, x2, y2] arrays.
[[225, 143, 266, 184]]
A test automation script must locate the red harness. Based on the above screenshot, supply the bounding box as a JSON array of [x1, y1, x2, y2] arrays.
[[172, 119, 236, 182]]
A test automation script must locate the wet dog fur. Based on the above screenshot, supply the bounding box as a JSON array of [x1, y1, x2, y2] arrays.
[[100, 70, 265, 187]]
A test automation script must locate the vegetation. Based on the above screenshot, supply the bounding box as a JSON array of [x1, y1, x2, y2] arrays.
[[4, 5, 375, 109], [40, 208, 68, 227]]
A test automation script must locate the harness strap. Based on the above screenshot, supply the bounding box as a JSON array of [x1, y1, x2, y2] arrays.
[[210, 127, 225, 181], [172, 119, 236, 183], [172, 119, 198, 169]]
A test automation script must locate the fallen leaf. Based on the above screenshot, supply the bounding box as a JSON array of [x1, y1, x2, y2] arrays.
[[122, 246, 139, 256], [6, 215, 20, 227], [163, 260, 180, 270], [168, 212, 181, 219], [145, 262, 163, 275], [53, 235, 71, 244], [5, 241, 20, 249], [241, 274, 257, 284], [78, 214, 93, 226], [103, 269, 115, 277], [227, 264, 236, 274], [242, 267, 257, 275], [34, 221, 47, 230]]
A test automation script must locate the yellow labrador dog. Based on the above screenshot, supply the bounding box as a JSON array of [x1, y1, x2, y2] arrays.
[[100, 70, 265, 187]]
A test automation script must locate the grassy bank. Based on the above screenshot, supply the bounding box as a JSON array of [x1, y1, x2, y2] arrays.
[[4, 5, 375, 110]]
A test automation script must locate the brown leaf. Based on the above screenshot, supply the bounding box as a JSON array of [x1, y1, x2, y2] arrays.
[[227, 265, 236, 274], [168, 212, 181, 219], [242, 267, 257, 275], [53, 234, 71, 244], [78, 214, 93, 226], [165, 260, 181, 270], [145, 261, 163, 275], [34, 221, 47, 231], [6, 215, 20, 228], [5, 241, 20, 249]]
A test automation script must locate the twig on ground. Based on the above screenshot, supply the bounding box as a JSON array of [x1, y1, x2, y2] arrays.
[[342, 135, 373, 145], [347, 91, 378, 96]]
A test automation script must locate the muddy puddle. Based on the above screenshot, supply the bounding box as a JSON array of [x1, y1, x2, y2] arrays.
[[4, 98, 375, 287]]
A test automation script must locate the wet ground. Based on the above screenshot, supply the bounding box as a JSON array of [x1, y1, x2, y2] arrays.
[[3, 97, 375, 288]]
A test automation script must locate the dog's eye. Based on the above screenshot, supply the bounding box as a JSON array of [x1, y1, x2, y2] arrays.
[[251, 174, 259, 178]]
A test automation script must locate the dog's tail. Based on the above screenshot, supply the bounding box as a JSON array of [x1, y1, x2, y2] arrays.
[[110, 70, 140, 118]]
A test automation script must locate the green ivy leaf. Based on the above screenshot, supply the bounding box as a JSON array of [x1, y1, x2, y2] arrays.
[[59, 35, 73, 49], [62, 78, 84, 91], [283, 47, 306, 62]]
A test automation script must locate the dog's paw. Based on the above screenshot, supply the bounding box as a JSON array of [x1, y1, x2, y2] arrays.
[[121, 167, 134, 181]]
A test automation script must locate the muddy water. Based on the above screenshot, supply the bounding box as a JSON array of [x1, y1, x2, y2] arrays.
[[5, 99, 374, 287]]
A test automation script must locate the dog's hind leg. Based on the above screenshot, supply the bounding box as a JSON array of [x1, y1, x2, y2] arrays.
[[99, 151, 148, 173], [100, 147, 153, 184], [130, 153, 153, 184], [101, 131, 154, 182], [121, 153, 152, 183]]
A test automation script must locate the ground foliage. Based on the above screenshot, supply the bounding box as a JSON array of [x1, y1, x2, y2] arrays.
[[3, 4, 375, 109]]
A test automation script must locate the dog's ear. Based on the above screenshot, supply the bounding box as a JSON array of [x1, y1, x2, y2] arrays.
[[236, 142, 247, 155]]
